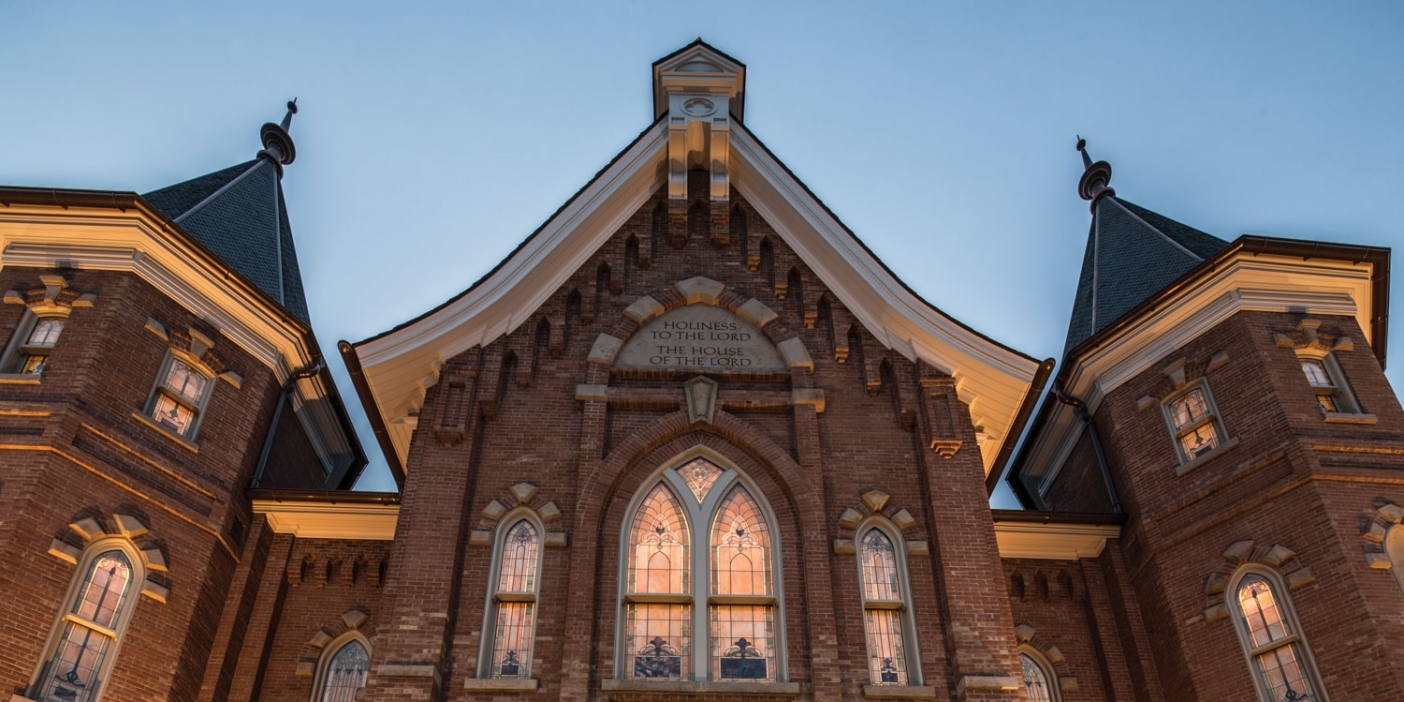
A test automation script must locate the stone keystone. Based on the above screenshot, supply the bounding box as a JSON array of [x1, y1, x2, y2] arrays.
[[675, 276, 725, 305]]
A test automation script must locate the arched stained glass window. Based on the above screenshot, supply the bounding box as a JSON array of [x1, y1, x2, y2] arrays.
[[317, 639, 369, 702], [1233, 573, 1320, 702], [2, 313, 65, 374], [711, 486, 775, 681], [858, 527, 918, 686], [31, 549, 138, 702], [619, 456, 786, 683], [485, 519, 541, 679], [625, 484, 691, 680], [1020, 652, 1056, 702]]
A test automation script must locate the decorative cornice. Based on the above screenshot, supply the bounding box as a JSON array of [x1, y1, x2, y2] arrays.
[[253, 498, 399, 540]]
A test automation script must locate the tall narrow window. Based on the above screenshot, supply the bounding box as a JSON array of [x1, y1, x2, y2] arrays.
[[625, 484, 691, 680], [858, 526, 918, 686], [1020, 651, 1058, 702], [485, 519, 541, 679], [1162, 383, 1229, 464], [1232, 571, 1322, 702], [710, 486, 776, 681], [144, 354, 214, 439], [315, 637, 369, 702], [31, 548, 138, 702], [2, 314, 64, 374], [619, 455, 785, 683], [1297, 354, 1360, 415]]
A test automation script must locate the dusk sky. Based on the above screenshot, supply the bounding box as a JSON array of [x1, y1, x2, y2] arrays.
[[4, 3, 1401, 504]]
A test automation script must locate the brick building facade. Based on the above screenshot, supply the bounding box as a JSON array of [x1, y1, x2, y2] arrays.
[[0, 41, 1398, 702]]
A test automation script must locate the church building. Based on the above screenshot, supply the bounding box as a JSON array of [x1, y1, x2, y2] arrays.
[[0, 40, 1399, 702]]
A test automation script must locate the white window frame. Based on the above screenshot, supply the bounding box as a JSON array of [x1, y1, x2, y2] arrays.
[[1160, 380, 1230, 465], [1, 309, 68, 375], [614, 446, 788, 682], [477, 509, 546, 679], [1227, 565, 1327, 702], [854, 518, 922, 686], [1293, 349, 1362, 416], [142, 350, 216, 441], [310, 631, 371, 702], [1018, 646, 1061, 702], [27, 538, 145, 702]]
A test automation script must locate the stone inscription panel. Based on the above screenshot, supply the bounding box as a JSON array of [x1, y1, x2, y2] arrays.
[[614, 304, 785, 372]]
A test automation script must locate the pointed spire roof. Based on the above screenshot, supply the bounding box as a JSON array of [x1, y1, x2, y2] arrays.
[[1063, 140, 1228, 355], [141, 101, 310, 324]]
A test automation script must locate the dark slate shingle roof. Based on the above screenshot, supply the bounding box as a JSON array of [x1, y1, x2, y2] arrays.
[[1063, 196, 1229, 356], [142, 159, 311, 324]]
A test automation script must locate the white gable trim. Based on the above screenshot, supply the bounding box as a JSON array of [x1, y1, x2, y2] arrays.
[[353, 123, 1042, 472]]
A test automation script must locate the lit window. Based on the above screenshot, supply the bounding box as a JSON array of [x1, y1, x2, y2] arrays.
[[1297, 354, 1360, 415], [620, 456, 785, 682], [1020, 652, 1058, 702], [625, 484, 691, 680], [30, 548, 139, 702], [2, 314, 65, 375], [710, 486, 775, 681], [484, 519, 541, 679], [315, 638, 369, 702], [144, 355, 214, 439], [1162, 384, 1229, 464], [858, 527, 917, 686], [1232, 572, 1321, 702]]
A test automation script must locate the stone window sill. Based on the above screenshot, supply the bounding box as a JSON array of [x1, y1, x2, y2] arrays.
[[862, 684, 937, 699], [0, 373, 41, 385], [1174, 437, 1241, 476], [131, 412, 200, 453], [12, 694, 40, 702], [1324, 412, 1378, 425], [464, 677, 539, 692], [601, 679, 801, 697]]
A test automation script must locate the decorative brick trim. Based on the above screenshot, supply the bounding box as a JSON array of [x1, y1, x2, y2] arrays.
[[51, 511, 171, 603], [471, 482, 567, 547], [1201, 538, 1313, 623]]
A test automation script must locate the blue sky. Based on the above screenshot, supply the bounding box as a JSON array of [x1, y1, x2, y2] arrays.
[[4, 2, 1401, 505]]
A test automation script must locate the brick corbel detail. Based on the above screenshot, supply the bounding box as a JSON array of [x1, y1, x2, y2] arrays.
[[918, 364, 964, 459], [433, 350, 480, 446]]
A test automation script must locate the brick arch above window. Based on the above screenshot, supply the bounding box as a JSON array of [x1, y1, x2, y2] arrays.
[[47, 511, 170, 603], [1199, 539, 1315, 623], [1012, 625, 1079, 696]]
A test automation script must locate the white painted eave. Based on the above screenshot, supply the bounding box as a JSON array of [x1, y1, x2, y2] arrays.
[[994, 520, 1121, 560], [353, 122, 1043, 474], [253, 499, 399, 540], [1020, 250, 1376, 499]]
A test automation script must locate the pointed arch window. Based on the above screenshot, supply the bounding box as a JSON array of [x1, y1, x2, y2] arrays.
[[481, 518, 543, 679], [857, 524, 920, 686], [1020, 650, 1058, 702], [620, 455, 784, 683], [30, 545, 140, 702], [1230, 570, 1323, 702], [314, 636, 369, 702]]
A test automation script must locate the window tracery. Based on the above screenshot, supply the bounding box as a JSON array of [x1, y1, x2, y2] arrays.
[[1020, 651, 1057, 702], [482, 517, 543, 679], [31, 542, 144, 702], [856, 525, 918, 686], [620, 454, 784, 683], [1232, 572, 1320, 702], [314, 636, 369, 702]]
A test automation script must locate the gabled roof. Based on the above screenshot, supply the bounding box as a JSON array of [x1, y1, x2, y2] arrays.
[[143, 158, 310, 324], [345, 45, 1049, 486], [1064, 196, 1227, 356]]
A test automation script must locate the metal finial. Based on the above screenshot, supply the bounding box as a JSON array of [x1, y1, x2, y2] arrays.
[[258, 98, 299, 175], [1075, 135, 1114, 207], [281, 98, 298, 131], [1076, 135, 1092, 169]]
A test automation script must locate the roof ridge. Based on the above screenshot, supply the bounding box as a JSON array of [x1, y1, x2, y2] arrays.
[[1106, 197, 1203, 263], [172, 160, 267, 224]]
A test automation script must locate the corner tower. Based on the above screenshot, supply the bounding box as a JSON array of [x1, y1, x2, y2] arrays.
[[1012, 140, 1402, 700]]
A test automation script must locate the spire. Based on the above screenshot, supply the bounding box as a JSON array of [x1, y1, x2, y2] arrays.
[[1075, 136, 1114, 209], [258, 99, 298, 176], [140, 99, 311, 323], [1062, 140, 1229, 356]]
